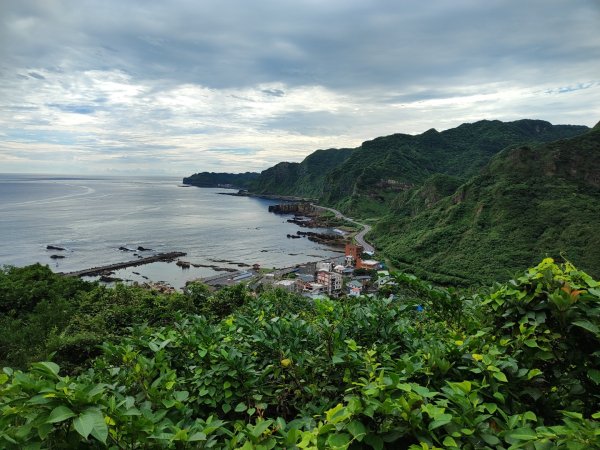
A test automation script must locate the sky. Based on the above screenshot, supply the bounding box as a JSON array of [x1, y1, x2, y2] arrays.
[[1, 0, 599, 176]]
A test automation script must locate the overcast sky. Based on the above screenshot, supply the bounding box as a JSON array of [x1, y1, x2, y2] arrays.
[[1, 0, 599, 175]]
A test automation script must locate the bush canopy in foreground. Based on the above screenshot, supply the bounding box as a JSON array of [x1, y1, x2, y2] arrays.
[[0, 258, 599, 448]]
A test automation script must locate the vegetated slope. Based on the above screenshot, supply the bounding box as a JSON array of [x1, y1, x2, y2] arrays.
[[1, 259, 599, 448], [182, 171, 259, 189], [373, 124, 600, 285], [251, 147, 354, 198], [323, 119, 589, 216]]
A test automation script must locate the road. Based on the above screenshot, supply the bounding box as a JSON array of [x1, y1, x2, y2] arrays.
[[311, 204, 375, 253]]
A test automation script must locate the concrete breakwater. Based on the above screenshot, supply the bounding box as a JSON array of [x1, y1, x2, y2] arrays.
[[61, 252, 187, 277]]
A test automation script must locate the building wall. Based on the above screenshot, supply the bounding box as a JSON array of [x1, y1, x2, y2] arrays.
[[345, 243, 364, 262]]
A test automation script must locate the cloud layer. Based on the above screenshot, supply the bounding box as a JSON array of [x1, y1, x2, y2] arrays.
[[1, 0, 599, 175]]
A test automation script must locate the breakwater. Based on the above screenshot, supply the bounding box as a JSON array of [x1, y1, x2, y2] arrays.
[[61, 252, 187, 277]]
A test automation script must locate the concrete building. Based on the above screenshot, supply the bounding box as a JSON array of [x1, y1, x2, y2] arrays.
[[316, 270, 342, 296], [347, 280, 363, 297], [345, 243, 364, 266], [356, 259, 381, 270], [316, 261, 334, 272], [333, 264, 346, 274], [274, 279, 297, 292]]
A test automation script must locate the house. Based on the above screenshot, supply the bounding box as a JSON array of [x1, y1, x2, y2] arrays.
[[316, 270, 342, 295], [316, 261, 334, 272], [345, 243, 364, 266], [356, 259, 381, 270], [333, 264, 346, 274], [302, 282, 324, 296], [347, 280, 362, 297], [296, 273, 315, 283], [353, 275, 372, 287], [274, 279, 297, 292]]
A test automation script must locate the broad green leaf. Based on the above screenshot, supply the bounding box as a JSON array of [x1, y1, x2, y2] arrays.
[[332, 354, 344, 364], [443, 436, 458, 447], [250, 419, 273, 438], [505, 427, 537, 441], [588, 369, 600, 385], [346, 420, 367, 440], [484, 403, 497, 414], [188, 432, 207, 441], [326, 432, 351, 449], [493, 371, 508, 382], [572, 320, 599, 335], [47, 405, 76, 423], [235, 402, 247, 412], [429, 414, 452, 430], [73, 412, 95, 439], [481, 433, 500, 445], [74, 409, 106, 443], [453, 380, 471, 394], [222, 403, 231, 414], [174, 390, 189, 402], [364, 433, 384, 450], [31, 362, 60, 378], [527, 369, 543, 379]]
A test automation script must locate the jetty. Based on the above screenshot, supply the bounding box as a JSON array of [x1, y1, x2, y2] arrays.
[[61, 252, 187, 277]]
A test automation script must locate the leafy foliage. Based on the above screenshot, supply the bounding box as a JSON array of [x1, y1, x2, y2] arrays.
[[0, 264, 199, 371], [1, 259, 599, 448]]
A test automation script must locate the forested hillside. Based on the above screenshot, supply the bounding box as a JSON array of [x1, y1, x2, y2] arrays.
[[373, 124, 600, 285], [251, 148, 355, 198], [1, 259, 599, 448], [323, 120, 588, 216], [183, 172, 259, 189]]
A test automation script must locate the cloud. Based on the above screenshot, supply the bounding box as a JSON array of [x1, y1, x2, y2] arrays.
[[0, 0, 599, 175]]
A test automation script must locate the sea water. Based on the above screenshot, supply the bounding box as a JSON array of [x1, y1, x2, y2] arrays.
[[0, 174, 341, 288]]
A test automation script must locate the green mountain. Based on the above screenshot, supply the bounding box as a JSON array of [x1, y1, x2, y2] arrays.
[[182, 171, 259, 189], [251, 147, 354, 198], [373, 125, 600, 284], [183, 120, 587, 209], [323, 119, 589, 216]]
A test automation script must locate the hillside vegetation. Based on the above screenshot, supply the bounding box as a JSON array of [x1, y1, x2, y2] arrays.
[[251, 148, 354, 198], [183, 172, 259, 189], [373, 125, 600, 285], [0, 259, 599, 448], [322, 120, 588, 216]]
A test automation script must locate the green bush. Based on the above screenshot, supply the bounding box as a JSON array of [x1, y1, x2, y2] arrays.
[[0, 259, 598, 448]]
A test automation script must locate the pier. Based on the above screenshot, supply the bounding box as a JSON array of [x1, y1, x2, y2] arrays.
[[61, 252, 187, 277]]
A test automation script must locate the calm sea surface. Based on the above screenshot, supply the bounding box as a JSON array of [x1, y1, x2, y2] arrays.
[[0, 174, 341, 288]]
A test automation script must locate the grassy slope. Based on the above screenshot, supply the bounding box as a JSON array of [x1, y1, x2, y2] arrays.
[[373, 126, 600, 284]]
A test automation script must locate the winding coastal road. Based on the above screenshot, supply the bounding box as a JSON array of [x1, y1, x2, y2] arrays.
[[311, 204, 375, 253]]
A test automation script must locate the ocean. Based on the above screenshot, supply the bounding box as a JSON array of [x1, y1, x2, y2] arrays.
[[0, 174, 342, 288]]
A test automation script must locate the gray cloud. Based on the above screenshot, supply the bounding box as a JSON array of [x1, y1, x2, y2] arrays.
[[0, 0, 599, 174]]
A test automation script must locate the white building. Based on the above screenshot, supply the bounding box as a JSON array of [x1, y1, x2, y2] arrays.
[[274, 279, 297, 292]]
